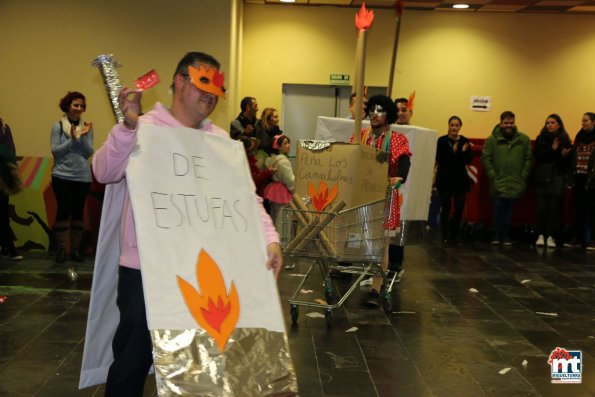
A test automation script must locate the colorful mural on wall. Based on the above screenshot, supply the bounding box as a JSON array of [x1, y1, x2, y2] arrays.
[[10, 157, 102, 253]]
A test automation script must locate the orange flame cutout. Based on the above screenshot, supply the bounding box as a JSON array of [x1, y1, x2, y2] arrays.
[[355, 3, 375, 31], [177, 249, 239, 352], [407, 90, 416, 111], [308, 181, 339, 212]]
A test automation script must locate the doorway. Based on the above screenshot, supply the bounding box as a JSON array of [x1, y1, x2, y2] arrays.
[[281, 84, 386, 156]]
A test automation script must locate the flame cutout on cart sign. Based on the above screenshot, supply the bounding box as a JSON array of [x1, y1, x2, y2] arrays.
[[355, 3, 375, 31], [308, 181, 339, 212], [176, 249, 239, 352]]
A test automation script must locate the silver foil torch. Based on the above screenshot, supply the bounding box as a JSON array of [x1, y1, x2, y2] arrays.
[[91, 54, 124, 123]]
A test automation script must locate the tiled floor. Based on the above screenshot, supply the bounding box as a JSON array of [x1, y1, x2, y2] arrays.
[[0, 233, 594, 396]]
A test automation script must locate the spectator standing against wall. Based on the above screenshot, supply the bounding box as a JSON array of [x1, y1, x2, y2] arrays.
[[50, 91, 94, 269], [531, 114, 572, 248], [255, 107, 283, 155], [230, 96, 258, 140], [435, 116, 473, 245], [567, 112, 595, 250], [481, 111, 532, 245], [585, 141, 595, 251]]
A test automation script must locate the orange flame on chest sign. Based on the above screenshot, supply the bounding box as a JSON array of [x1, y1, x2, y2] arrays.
[[177, 249, 240, 352]]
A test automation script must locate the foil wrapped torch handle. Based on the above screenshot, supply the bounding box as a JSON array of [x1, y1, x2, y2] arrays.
[[91, 54, 124, 123]]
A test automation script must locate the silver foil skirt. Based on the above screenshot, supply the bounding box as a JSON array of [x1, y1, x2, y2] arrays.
[[152, 328, 298, 396], [91, 54, 124, 123]]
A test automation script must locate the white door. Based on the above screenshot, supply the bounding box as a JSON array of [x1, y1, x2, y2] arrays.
[[281, 84, 387, 156], [282, 85, 337, 157]]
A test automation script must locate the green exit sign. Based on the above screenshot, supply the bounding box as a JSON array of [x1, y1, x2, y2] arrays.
[[330, 74, 350, 85]]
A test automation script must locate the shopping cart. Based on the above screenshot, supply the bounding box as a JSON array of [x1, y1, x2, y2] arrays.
[[279, 196, 398, 328]]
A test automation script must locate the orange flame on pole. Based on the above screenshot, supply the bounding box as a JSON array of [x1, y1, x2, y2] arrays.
[[407, 90, 416, 111], [177, 249, 240, 352], [308, 181, 339, 212], [355, 3, 375, 31]]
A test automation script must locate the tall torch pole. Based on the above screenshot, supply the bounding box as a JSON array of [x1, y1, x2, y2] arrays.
[[387, 0, 404, 97], [353, 3, 374, 144]]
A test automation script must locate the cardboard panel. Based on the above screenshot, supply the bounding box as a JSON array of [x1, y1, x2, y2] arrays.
[[294, 142, 388, 210]]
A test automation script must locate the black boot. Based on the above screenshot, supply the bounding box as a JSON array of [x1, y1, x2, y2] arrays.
[[53, 221, 69, 264], [55, 246, 66, 263], [70, 221, 85, 263]]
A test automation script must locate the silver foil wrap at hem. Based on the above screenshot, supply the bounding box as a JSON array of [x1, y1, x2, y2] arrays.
[[390, 220, 427, 246], [152, 328, 298, 396], [299, 140, 332, 151], [91, 54, 124, 123]]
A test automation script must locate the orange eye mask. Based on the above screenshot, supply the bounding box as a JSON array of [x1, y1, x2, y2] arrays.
[[187, 64, 226, 98]]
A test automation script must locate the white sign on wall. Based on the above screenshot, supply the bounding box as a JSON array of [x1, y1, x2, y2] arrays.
[[470, 96, 491, 112]]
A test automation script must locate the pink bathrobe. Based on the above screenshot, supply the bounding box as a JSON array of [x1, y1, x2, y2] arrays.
[[79, 103, 279, 388]]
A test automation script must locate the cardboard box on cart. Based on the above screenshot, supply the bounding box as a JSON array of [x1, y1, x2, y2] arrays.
[[292, 141, 388, 261]]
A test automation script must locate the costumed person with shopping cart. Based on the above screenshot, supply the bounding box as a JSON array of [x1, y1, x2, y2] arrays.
[[350, 94, 411, 307]]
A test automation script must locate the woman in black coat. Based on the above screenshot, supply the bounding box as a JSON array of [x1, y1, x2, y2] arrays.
[[435, 116, 473, 244], [568, 112, 595, 249], [532, 114, 572, 248]]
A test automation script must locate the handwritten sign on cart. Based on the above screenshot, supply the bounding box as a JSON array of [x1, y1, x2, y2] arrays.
[[295, 142, 387, 210]]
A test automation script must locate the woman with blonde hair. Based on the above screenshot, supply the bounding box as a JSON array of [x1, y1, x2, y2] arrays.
[[255, 107, 282, 155]]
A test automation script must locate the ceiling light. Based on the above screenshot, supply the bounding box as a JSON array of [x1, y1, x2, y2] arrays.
[[453, 4, 470, 9], [280, 0, 296, 3]]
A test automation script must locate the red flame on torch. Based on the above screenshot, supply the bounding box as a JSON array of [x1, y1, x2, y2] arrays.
[[355, 3, 375, 31]]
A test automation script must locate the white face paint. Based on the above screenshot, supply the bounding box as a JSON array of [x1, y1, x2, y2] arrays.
[[370, 105, 386, 117]]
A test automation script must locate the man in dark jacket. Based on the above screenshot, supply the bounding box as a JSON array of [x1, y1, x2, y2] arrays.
[[481, 111, 532, 245], [230, 96, 258, 140]]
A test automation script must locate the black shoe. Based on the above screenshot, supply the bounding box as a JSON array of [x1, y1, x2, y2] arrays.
[[365, 289, 381, 307], [55, 247, 66, 264]]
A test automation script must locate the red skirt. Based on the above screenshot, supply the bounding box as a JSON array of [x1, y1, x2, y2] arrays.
[[263, 182, 292, 204]]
